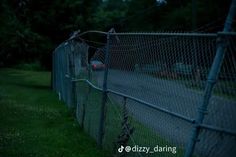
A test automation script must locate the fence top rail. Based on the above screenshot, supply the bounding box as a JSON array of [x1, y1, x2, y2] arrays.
[[58, 30, 236, 47], [77, 30, 108, 37], [109, 32, 218, 37], [217, 31, 236, 36], [72, 30, 108, 39], [71, 30, 221, 40]]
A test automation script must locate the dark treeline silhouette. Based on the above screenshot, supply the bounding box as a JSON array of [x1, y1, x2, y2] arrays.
[[0, 0, 233, 70]]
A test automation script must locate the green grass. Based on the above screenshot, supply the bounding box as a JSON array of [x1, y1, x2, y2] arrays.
[[104, 98, 185, 157], [75, 81, 185, 157], [13, 62, 43, 71], [0, 68, 110, 157]]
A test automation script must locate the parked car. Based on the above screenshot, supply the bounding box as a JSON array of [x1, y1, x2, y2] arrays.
[[90, 60, 105, 71], [140, 63, 166, 73], [172, 63, 193, 76]]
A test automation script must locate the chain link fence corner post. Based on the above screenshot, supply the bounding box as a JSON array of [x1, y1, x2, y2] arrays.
[[184, 1, 236, 156]]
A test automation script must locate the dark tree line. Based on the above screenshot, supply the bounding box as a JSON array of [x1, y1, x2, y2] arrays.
[[0, 0, 233, 70]]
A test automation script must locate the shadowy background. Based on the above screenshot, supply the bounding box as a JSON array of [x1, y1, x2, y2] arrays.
[[0, 0, 233, 70]]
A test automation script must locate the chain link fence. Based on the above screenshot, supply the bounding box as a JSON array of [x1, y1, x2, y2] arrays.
[[52, 31, 236, 157]]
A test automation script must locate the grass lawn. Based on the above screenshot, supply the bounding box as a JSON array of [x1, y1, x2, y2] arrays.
[[0, 68, 110, 157]]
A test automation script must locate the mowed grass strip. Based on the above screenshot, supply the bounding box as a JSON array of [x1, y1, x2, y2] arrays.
[[0, 68, 110, 157]]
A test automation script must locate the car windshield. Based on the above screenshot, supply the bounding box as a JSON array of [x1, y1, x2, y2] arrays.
[[91, 60, 103, 64]]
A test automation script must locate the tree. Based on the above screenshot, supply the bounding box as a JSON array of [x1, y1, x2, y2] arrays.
[[0, 0, 233, 69]]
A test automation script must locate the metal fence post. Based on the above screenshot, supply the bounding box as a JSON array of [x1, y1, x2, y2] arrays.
[[70, 41, 76, 109], [81, 65, 92, 129], [184, 1, 236, 157], [52, 51, 55, 90], [98, 32, 110, 146]]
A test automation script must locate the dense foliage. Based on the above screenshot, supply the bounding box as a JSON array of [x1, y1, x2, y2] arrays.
[[0, 0, 233, 69]]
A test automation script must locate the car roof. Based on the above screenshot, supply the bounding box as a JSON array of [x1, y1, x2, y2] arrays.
[[90, 60, 103, 64]]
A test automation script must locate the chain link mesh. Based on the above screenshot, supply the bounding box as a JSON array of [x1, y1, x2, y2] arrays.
[[52, 32, 236, 157]]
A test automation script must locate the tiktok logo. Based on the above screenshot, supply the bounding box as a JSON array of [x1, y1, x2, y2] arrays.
[[118, 145, 124, 153]]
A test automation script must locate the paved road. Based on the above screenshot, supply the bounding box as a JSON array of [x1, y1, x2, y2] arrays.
[[94, 69, 236, 157]]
